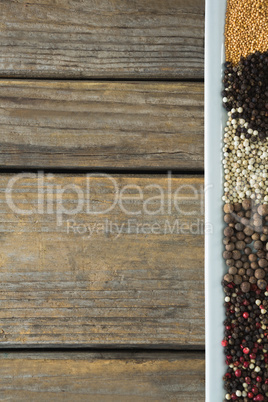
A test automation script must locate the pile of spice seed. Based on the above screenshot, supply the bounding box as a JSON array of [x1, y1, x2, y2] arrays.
[[222, 202, 268, 401], [222, 2, 268, 400], [225, 0, 268, 66], [222, 51, 268, 206]]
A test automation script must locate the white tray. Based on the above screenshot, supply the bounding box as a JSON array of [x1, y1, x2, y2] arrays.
[[205, 0, 227, 401]]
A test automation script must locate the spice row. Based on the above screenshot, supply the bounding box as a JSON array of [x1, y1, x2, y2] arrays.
[[222, 1, 268, 401]]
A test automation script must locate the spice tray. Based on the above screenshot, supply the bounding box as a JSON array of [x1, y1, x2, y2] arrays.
[[205, 0, 227, 400]]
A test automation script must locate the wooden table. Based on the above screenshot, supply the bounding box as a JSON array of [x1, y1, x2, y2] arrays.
[[0, 0, 205, 400]]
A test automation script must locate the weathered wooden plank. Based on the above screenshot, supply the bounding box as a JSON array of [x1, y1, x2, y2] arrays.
[[0, 0, 205, 80], [0, 351, 205, 401], [0, 174, 204, 346], [0, 80, 204, 170]]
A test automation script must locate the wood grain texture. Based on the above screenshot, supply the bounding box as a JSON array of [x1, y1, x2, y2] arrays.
[[0, 0, 205, 80], [0, 80, 204, 170], [0, 174, 204, 347], [0, 351, 205, 401]]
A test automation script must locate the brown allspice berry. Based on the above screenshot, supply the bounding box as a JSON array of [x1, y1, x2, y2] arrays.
[[257, 279, 267, 290], [244, 247, 251, 255], [232, 250, 241, 260], [254, 219, 263, 228], [235, 223, 244, 232], [233, 275, 242, 285], [259, 259, 268, 268], [245, 211, 252, 219], [224, 214, 234, 224], [235, 260, 243, 268], [223, 237, 230, 245], [254, 240, 263, 250], [249, 276, 257, 284], [252, 233, 260, 241], [244, 227, 254, 236], [249, 254, 257, 262], [258, 204, 268, 216], [233, 203, 241, 212], [257, 250, 266, 259], [241, 282, 250, 293], [263, 227, 268, 235], [238, 268, 245, 276], [251, 262, 258, 270], [235, 241, 245, 250], [255, 269, 266, 279], [224, 227, 234, 237], [242, 199, 252, 210], [260, 234, 267, 242], [229, 267, 237, 275], [240, 217, 249, 226], [223, 251, 232, 260], [224, 204, 234, 214], [236, 232, 245, 241], [224, 274, 233, 283], [226, 243, 235, 251], [246, 268, 253, 277]]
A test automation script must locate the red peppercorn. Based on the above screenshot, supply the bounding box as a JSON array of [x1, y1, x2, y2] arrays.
[[243, 347, 250, 354], [226, 325, 231, 330], [256, 323, 261, 329], [255, 395, 264, 401], [248, 392, 253, 399], [251, 386, 258, 394], [245, 376, 251, 384], [256, 376, 262, 382], [231, 393, 237, 400], [250, 353, 256, 359], [256, 289, 261, 295], [222, 340, 228, 347], [235, 369, 241, 377], [244, 361, 249, 368], [243, 312, 249, 319], [225, 372, 231, 379], [243, 300, 250, 306], [239, 357, 244, 363]]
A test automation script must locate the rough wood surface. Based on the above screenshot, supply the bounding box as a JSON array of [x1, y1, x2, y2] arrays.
[[0, 174, 204, 347], [0, 0, 205, 80], [0, 80, 204, 170], [0, 351, 205, 401]]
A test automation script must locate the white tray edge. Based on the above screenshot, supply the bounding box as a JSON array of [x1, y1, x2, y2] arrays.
[[205, 0, 227, 401]]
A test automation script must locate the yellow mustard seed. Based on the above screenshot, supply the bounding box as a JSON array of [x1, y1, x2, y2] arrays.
[[225, 0, 268, 65]]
